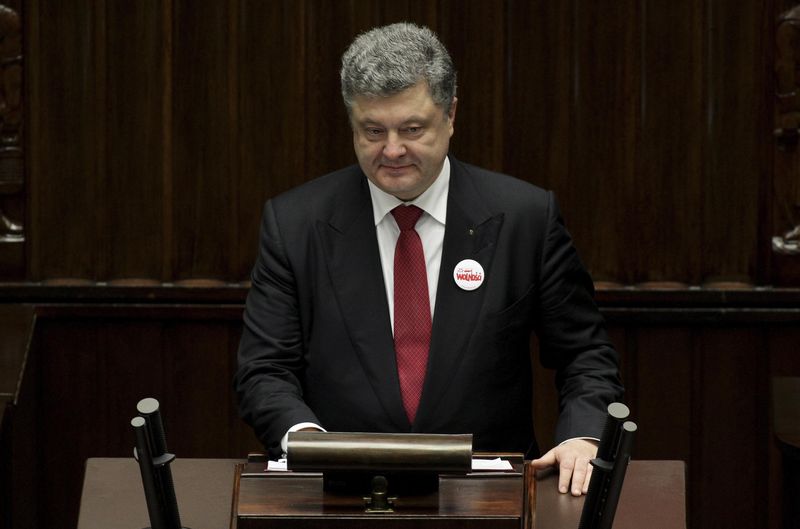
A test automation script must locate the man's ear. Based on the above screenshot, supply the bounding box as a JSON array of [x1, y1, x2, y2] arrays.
[[447, 97, 458, 137], [448, 97, 458, 124]]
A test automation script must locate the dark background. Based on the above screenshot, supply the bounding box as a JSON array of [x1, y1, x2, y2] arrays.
[[2, 1, 800, 528]]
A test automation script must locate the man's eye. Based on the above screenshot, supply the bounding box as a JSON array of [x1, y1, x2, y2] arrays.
[[404, 127, 422, 135], [366, 128, 383, 136]]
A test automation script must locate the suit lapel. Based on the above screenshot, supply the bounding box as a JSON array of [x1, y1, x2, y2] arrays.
[[316, 170, 409, 430], [414, 159, 504, 429]]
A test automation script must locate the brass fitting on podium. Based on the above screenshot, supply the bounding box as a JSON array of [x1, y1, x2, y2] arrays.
[[363, 475, 397, 513]]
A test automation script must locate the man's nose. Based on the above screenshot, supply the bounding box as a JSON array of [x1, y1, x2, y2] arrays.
[[382, 132, 406, 159]]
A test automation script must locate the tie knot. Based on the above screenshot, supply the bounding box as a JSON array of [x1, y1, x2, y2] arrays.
[[392, 205, 424, 231]]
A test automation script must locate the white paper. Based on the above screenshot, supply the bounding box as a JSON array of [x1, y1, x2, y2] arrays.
[[267, 458, 288, 471], [471, 457, 513, 471]]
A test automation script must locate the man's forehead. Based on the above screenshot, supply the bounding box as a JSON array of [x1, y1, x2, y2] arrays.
[[353, 111, 430, 125], [350, 85, 440, 121]]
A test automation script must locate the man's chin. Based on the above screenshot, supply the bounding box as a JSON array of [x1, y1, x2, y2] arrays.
[[374, 179, 420, 200]]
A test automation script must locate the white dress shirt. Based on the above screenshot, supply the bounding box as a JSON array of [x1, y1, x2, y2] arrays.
[[368, 156, 449, 328], [280, 158, 451, 454]]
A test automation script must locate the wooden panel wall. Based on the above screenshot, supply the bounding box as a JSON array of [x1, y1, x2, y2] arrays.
[[4, 300, 799, 529], [8, 305, 261, 529], [15, 0, 791, 287], [5, 2, 800, 529]]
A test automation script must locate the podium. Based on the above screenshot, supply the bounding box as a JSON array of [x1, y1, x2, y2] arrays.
[[77, 457, 686, 529], [234, 454, 530, 529]]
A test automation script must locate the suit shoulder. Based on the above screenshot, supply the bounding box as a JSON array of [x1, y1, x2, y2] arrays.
[[254, 165, 368, 242]]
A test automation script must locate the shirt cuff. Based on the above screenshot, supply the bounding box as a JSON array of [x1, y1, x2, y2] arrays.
[[280, 422, 326, 455], [559, 436, 599, 445]]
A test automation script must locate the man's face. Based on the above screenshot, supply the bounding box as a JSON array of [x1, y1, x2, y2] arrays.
[[350, 82, 457, 201]]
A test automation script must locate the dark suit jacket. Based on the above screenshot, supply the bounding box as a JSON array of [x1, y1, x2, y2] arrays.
[[235, 157, 623, 459]]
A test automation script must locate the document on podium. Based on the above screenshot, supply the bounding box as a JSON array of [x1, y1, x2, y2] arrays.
[[471, 457, 513, 471]]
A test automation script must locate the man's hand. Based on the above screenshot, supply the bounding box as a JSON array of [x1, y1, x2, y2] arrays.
[[530, 439, 598, 496]]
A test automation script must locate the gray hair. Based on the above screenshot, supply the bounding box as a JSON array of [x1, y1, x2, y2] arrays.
[[340, 22, 457, 115]]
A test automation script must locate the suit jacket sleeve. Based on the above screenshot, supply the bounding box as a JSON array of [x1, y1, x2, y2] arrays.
[[533, 191, 623, 443], [234, 199, 320, 457]]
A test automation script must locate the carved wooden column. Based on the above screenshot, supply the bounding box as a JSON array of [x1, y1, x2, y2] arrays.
[[0, 3, 22, 279]]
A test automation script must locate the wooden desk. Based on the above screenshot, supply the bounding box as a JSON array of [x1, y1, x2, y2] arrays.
[[77, 458, 240, 529], [77, 458, 685, 529], [234, 456, 527, 529], [534, 460, 686, 529]]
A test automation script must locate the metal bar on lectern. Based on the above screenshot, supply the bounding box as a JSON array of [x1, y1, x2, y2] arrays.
[[596, 402, 630, 461], [597, 421, 637, 529], [132, 416, 168, 529], [578, 402, 630, 529], [136, 398, 183, 529]]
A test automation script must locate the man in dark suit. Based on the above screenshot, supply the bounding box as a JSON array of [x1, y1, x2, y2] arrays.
[[234, 22, 623, 496]]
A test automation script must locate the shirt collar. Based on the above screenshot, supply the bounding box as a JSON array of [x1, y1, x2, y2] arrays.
[[367, 156, 450, 226]]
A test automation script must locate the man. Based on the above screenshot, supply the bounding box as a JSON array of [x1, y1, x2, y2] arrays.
[[235, 22, 623, 496]]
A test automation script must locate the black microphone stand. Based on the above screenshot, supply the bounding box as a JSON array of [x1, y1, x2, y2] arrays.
[[578, 402, 637, 529], [132, 397, 187, 529]]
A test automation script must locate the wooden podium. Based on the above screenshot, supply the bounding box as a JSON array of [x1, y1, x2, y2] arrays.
[[77, 457, 686, 529], [233, 454, 531, 529]]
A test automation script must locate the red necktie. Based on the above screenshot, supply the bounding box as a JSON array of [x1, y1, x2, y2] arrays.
[[391, 205, 431, 424]]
